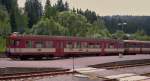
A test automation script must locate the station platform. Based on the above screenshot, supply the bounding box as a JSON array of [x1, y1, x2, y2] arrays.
[[0, 54, 150, 69]]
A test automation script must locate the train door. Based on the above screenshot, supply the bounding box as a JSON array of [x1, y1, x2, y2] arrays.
[[55, 40, 64, 57], [6, 38, 10, 56], [101, 41, 105, 55], [124, 42, 129, 54]]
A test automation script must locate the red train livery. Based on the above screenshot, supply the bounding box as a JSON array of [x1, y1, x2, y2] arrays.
[[124, 40, 150, 54], [6, 33, 124, 59]]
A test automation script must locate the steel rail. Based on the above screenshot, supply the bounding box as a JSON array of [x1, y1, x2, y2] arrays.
[[99, 63, 150, 69], [0, 69, 76, 80]]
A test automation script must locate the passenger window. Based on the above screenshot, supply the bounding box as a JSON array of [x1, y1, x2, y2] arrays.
[[88, 43, 94, 48], [66, 41, 73, 48], [60, 42, 64, 48], [105, 44, 109, 48], [46, 41, 53, 48], [35, 41, 44, 48], [11, 40, 20, 46], [125, 43, 129, 48], [83, 42, 88, 48], [99, 43, 101, 48], [95, 43, 100, 48], [74, 42, 77, 48], [26, 41, 32, 48], [109, 43, 114, 48], [77, 42, 81, 48], [80, 42, 84, 48]]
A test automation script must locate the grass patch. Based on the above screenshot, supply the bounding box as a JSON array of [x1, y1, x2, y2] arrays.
[[0, 36, 6, 52]]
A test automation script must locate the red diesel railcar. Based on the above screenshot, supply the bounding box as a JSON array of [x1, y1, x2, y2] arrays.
[[124, 40, 150, 54], [6, 33, 124, 60]]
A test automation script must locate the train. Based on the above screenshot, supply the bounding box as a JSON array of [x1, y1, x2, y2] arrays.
[[5, 33, 150, 60]]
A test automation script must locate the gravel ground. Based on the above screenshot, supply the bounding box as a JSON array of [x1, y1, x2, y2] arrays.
[[112, 65, 150, 75], [0, 54, 150, 81], [0, 53, 6, 58], [0, 58, 11, 61], [35, 74, 103, 81], [36, 65, 150, 81], [0, 55, 150, 69]]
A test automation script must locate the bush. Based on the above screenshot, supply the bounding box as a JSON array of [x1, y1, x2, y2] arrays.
[[0, 36, 6, 52]]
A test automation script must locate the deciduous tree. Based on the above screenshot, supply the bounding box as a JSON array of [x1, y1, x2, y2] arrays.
[[31, 18, 67, 35]]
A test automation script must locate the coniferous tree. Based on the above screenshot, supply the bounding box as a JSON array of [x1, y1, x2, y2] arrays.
[[64, 2, 69, 11], [44, 0, 57, 19], [15, 9, 28, 33], [55, 0, 64, 12], [45, 0, 51, 9], [72, 8, 76, 13], [0, 5, 11, 36], [25, 0, 43, 28], [0, 0, 26, 32], [55, 0, 69, 12]]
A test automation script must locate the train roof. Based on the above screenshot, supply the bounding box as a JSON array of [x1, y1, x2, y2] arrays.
[[124, 40, 150, 43], [9, 33, 121, 42]]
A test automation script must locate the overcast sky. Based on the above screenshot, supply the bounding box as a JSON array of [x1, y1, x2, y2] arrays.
[[18, 0, 150, 16]]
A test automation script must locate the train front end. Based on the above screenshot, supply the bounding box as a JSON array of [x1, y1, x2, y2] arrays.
[[6, 32, 20, 58]]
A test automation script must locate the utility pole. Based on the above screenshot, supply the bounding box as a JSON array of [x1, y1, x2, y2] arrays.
[[118, 22, 127, 58], [72, 55, 75, 72]]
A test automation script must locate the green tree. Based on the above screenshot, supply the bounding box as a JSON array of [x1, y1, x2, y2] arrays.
[[131, 30, 150, 40], [31, 18, 67, 35], [86, 19, 111, 38], [72, 8, 76, 13], [84, 9, 97, 23], [57, 11, 89, 36], [64, 2, 69, 11], [45, 0, 51, 8], [77, 9, 97, 23], [1, 0, 21, 32], [44, 0, 57, 19], [54, 0, 69, 12], [112, 30, 126, 39], [0, 6, 11, 36], [15, 9, 29, 33], [25, 0, 43, 28]]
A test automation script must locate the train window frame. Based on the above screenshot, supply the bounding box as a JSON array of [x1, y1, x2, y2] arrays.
[[66, 41, 73, 48], [26, 40, 32, 48], [60, 41, 64, 48], [46, 41, 53, 48], [109, 43, 114, 48], [105, 43, 109, 48], [88, 42, 95, 48], [10, 39, 20, 47], [34, 41, 44, 48], [124, 43, 129, 48], [74, 42, 77, 48], [95, 43, 100, 48], [82, 42, 88, 48], [76, 42, 81, 48]]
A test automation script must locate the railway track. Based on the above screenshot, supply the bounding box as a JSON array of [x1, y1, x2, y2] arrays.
[[141, 73, 150, 77], [0, 69, 75, 80], [103, 63, 150, 69], [89, 59, 150, 70]]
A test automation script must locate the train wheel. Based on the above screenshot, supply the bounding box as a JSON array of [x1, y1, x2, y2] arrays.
[[20, 57, 28, 60], [11, 58, 18, 60], [34, 57, 42, 60]]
